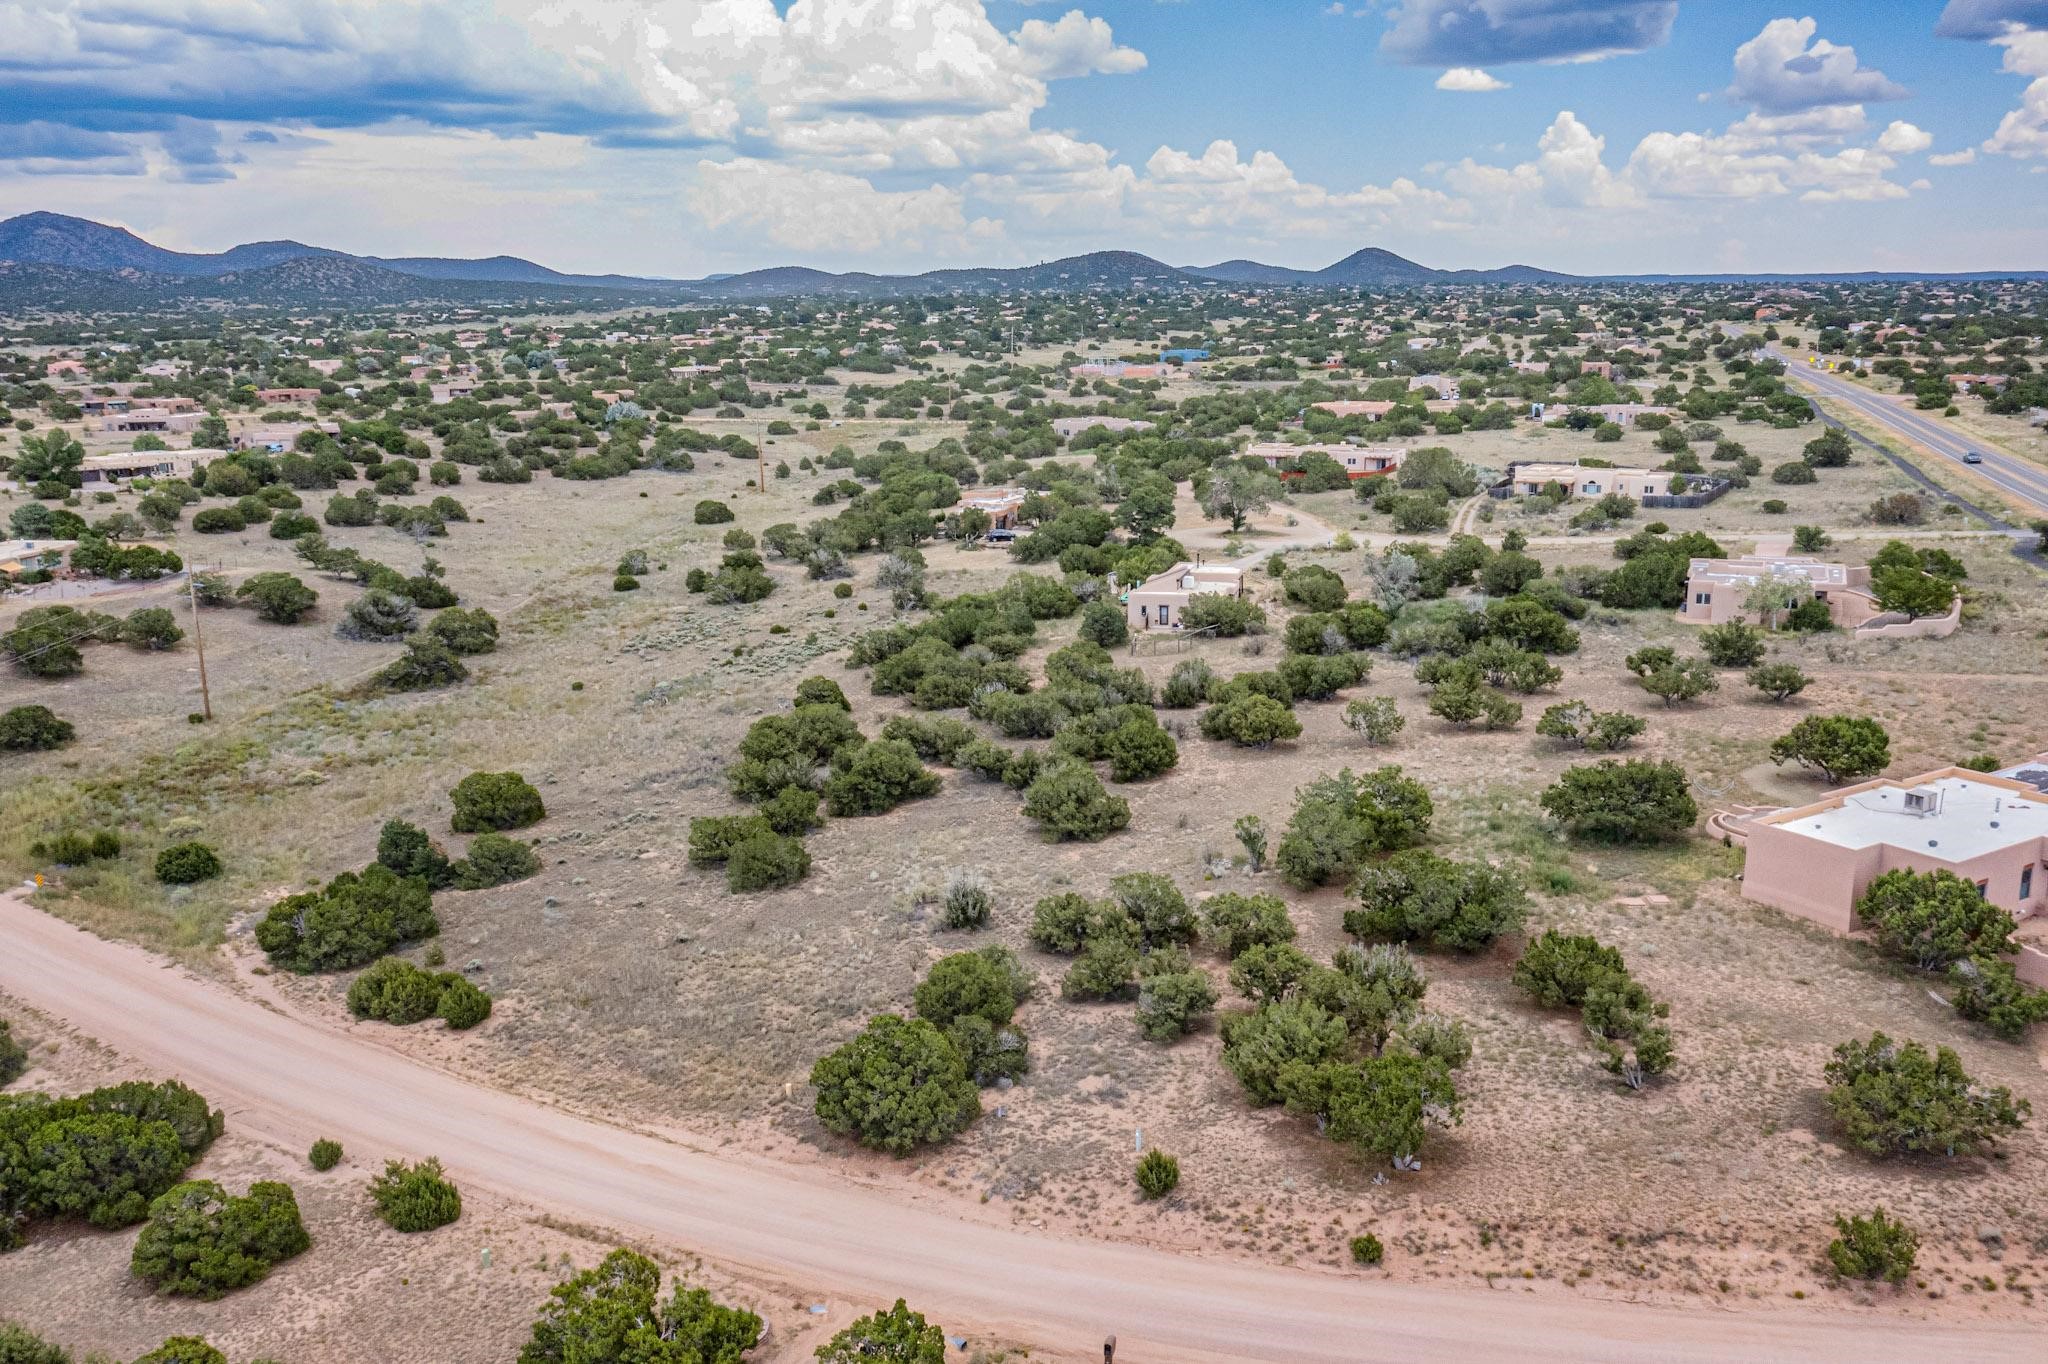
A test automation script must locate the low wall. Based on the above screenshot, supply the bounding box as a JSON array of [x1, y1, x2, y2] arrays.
[[1852, 598, 1962, 640], [2019, 946, 2048, 990]]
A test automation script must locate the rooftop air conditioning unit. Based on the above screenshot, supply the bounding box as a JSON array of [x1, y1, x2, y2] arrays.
[[1901, 786, 1942, 816]]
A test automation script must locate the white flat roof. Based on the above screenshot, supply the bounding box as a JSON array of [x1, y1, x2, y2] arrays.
[[1772, 775, 2048, 863], [1688, 556, 1851, 588]]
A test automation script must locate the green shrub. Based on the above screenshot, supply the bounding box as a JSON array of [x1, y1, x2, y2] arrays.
[[154, 842, 222, 885], [914, 947, 1023, 1028], [1134, 1149, 1180, 1199], [1200, 893, 1296, 959], [0, 1079, 223, 1244], [376, 819, 454, 888], [692, 500, 734, 525], [425, 607, 499, 655], [1826, 1209, 1917, 1284], [254, 864, 438, 973], [687, 815, 771, 867], [1275, 766, 1434, 889], [1061, 938, 1138, 1001], [940, 872, 992, 930], [725, 831, 810, 892], [436, 977, 493, 1030], [0, 704, 75, 752], [1079, 598, 1129, 647], [1199, 693, 1303, 747], [129, 1179, 310, 1299], [1539, 759, 1697, 844], [1134, 961, 1218, 1041], [347, 957, 447, 1024], [0, 1323, 70, 1364], [793, 675, 850, 710], [0, 1018, 26, 1087], [1858, 868, 2017, 972], [1021, 759, 1131, 842], [1346, 849, 1527, 952], [816, 1301, 946, 1364], [368, 1157, 462, 1231], [308, 1139, 343, 1172], [810, 1015, 979, 1154], [452, 832, 541, 890], [825, 739, 940, 816], [375, 637, 469, 692], [235, 572, 318, 624], [1350, 1233, 1385, 1266], [519, 1247, 763, 1364], [1823, 1032, 2029, 1158], [449, 770, 545, 832], [944, 1014, 1031, 1088]]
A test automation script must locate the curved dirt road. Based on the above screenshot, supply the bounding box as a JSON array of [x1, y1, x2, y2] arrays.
[[1, 892, 2033, 1363]]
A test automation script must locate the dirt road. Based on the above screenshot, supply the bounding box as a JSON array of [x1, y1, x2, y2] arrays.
[[1, 891, 2033, 1363]]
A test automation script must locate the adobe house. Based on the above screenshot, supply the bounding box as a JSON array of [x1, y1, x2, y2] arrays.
[[1732, 765, 2048, 985], [1495, 461, 1668, 500], [79, 451, 199, 487], [958, 487, 1027, 531], [1123, 562, 1247, 631], [1679, 555, 1960, 639], [1245, 441, 1407, 481]]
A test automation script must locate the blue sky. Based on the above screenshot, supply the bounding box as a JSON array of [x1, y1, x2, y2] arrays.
[[2, 1, 2045, 277]]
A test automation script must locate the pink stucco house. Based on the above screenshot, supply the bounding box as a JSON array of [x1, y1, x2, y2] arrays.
[[1679, 555, 1961, 638], [1736, 764, 2048, 985]]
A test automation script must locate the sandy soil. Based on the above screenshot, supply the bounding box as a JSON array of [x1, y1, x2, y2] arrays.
[[2, 890, 2036, 1364]]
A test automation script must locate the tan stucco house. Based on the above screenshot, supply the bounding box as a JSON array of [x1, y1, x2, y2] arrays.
[[1124, 562, 1246, 631]]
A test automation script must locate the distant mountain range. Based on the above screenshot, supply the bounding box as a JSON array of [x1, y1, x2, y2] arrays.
[[0, 211, 2042, 310]]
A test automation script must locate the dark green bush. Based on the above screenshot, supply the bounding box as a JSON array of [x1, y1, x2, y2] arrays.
[[0, 704, 75, 752], [129, 1179, 310, 1299], [1134, 1149, 1180, 1199], [810, 1015, 979, 1154], [308, 1139, 343, 1172], [725, 831, 811, 892], [367, 1157, 462, 1232], [1350, 1233, 1385, 1266], [154, 842, 222, 885], [254, 864, 438, 973], [452, 832, 541, 890], [449, 771, 545, 832]]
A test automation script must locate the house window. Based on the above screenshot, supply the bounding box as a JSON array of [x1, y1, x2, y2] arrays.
[[1975, 879, 1990, 899], [1157, 605, 1169, 625], [1693, 592, 1711, 606], [2024, 864, 2035, 901]]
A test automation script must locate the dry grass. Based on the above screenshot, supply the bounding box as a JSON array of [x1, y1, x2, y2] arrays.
[[8, 407, 2048, 1319]]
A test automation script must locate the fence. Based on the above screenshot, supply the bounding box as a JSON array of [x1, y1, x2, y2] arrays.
[[1128, 626, 1217, 657]]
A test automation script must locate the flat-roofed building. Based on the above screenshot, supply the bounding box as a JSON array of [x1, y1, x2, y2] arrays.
[[1245, 441, 1407, 480], [0, 539, 77, 576], [1124, 562, 1246, 631], [256, 388, 321, 404], [1680, 555, 1960, 637], [1497, 461, 1668, 500], [1738, 766, 2048, 984], [958, 486, 1027, 531], [99, 410, 202, 435], [79, 451, 199, 487], [1052, 415, 1154, 440]]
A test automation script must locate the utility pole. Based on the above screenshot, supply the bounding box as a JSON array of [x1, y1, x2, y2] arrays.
[[187, 568, 213, 722]]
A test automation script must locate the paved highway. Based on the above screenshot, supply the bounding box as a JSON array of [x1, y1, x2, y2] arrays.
[[1768, 346, 2048, 519]]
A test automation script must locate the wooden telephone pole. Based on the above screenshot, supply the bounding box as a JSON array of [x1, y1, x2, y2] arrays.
[[187, 569, 213, 722]]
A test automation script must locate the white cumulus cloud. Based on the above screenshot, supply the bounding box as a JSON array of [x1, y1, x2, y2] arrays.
[[1436, 67, 1510, 92]]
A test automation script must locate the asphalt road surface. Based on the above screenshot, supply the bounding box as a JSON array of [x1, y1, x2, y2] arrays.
[[1, 892, 2036, 1363], [1768, 346, 2048, 518]]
